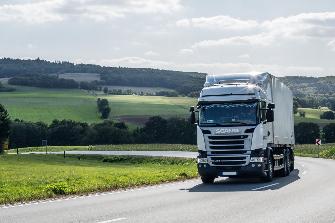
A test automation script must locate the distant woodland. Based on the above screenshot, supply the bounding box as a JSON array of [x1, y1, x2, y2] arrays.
[[1, 58, 335, 108]]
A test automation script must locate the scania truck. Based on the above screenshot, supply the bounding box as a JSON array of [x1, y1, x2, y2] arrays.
[[190, 72, 295, 183]]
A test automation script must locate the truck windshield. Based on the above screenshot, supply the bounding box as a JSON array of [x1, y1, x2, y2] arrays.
[[199, 102, 258, 126]]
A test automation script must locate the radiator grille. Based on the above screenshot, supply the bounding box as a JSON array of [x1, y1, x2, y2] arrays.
[[207, 134, 250, 166]]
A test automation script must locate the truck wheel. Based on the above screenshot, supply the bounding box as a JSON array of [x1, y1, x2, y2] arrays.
[[278, 150, 289, 177], [290, 150, 295, 172], [264, 153, 273, 182], [201, 176, 215, 184], [285, 151, 291, 176]]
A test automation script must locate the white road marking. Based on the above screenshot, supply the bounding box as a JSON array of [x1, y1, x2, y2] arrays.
[[97, 217, 127, 223], [251, 183, 279, 191]]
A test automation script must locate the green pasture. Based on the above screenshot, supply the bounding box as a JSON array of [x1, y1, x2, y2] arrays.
[[0, 85, 196, 125], [0, 154, 197, 205]]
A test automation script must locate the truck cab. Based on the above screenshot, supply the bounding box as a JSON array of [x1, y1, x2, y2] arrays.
[[190, 73, 295, 183]]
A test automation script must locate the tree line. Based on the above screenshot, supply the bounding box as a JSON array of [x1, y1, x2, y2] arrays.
[[0, 58, 205, 96], [7, 117, 195, 150], [8, 75, 100, 90]]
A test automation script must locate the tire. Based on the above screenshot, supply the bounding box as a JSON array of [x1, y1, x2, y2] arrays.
[[278, 149, 289, 177], [263, 152, 273, 182], [290, 150, 295, 172], [201, 175, 215, 184]]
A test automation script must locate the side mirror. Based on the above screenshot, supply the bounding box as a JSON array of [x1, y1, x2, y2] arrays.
[[189, 106, 196, 124], [266, 110, 274, 122], [268, 103, 275, 109]]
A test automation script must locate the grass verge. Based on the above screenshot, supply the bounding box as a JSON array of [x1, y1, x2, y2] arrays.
[[0, 154, 197, 205], [295, 144, 335, 159], [15, 144, 198, 153]]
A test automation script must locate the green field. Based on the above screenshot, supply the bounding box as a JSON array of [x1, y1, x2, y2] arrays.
[[294, 107, 335, 125], [0, 85, 196, 125], [0, 154, 197, 205], [15, 144, 197, 153]]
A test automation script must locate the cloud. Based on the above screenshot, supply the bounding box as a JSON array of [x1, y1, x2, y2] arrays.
[[100, 57, 171, 68], [0, 0, 183, 23], [192, 33, 274, 48], [144, 51, 159, 57], [179, 48, 194, 55], [239, 54, 250, 59], [0, 0, 64, 24], [84, 56, 325, 76], [328, 39, 335, 51], [176, 15, 259, 30], [181, 62, 325, 76], [189, 12, 335, 48]]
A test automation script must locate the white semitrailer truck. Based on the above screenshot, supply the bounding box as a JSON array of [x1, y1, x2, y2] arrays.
[[190, 72, 295, 183]]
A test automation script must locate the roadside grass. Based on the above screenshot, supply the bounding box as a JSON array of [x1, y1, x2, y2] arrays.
[[295, 144, 335, 159], [15, 144, 198, 153], [14, 143, 335, 160], [0, 154, 197, 205]]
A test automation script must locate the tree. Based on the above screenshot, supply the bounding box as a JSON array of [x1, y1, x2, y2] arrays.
[[294, 122, 320, 144], [323, 123, 335, 143], [97, 98, 111, 119], [103, 87, 108, 94], [293, 98, 299, 114], [320, 111, 335, 120], [0, 104, 10, 153]]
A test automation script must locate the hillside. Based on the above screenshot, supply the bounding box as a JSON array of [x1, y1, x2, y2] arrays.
[[0, 58, 205, 95], [0, 85, 196, 125]]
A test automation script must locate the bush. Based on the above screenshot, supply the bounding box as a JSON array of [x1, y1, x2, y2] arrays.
[[320, 111, 335, 120], [45, 182, 69, 195], [295, 122, 320, 144], [323, 123, 335, 143]]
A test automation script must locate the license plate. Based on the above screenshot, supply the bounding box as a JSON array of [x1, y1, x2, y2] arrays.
[[220, 172, 237, 176]]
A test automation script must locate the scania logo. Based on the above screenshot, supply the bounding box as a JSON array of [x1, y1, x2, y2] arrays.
[[215, 128, 240, 134]]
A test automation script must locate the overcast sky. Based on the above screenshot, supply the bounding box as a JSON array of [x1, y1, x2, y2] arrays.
[[1, 0, 335, 76]]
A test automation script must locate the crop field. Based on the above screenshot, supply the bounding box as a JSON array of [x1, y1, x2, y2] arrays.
[[0, 85, 196, 125], [15, 144, 198, 153], [0, 154, 197, 205]]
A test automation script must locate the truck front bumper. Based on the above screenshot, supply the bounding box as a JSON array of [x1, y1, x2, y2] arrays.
[[198, 162, 267, 178]]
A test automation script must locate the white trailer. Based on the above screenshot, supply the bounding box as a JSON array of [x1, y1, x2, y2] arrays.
[[190, 72, 295, 183]]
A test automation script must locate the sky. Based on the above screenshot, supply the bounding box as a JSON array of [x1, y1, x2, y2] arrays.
[[1, 0, 335, 76]]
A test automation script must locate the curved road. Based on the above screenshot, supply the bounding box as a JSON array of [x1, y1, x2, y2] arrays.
[[1, 156, 335, 223]]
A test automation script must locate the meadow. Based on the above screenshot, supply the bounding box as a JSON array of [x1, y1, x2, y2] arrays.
[[294, 107, 335, 125], [0, 85, 196, 125], [0, 154, 197, 205]]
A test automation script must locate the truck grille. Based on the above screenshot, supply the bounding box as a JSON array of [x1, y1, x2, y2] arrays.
[[206, 135, 250, 166]]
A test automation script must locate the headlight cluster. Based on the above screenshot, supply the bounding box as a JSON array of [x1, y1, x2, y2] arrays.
[[197, 158, 208, 163], [250, 157, 264, 163]]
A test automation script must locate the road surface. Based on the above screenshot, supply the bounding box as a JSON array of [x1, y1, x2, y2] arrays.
[[1, 157, 335, 223]]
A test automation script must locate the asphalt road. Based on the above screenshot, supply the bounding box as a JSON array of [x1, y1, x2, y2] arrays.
[[1, 157, 335, 223]]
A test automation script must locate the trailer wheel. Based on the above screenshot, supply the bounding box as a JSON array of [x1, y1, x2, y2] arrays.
[[278, 149, 289, 177], [201, 176, 215, 184], [290, 150, 295, 172], [264, 152, 273, 182]]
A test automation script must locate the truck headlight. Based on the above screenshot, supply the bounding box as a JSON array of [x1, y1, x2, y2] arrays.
[[250, 157, 264, 163], [197, 158, 208, 163]]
